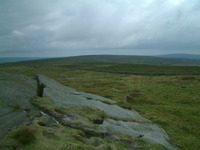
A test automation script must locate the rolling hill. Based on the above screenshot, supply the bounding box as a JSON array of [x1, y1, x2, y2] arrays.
[[157, 54, 200, 59], [0, 57, 46, 64], [2, 55, 200, 66]]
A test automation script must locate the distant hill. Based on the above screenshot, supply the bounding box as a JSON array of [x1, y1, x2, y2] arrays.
[[0, 57, 46, 64], [157, 54, 200, 59], [5, 55, 200, 66]]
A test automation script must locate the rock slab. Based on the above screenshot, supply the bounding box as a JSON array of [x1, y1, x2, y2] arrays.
[[37, 74, 176, 150], [0, 71, 37, 140], [0, 72, 176, 150]]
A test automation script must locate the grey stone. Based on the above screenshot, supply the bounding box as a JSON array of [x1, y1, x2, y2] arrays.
[[35, 75, 46, 97], [0, 71, 37, 140], [138, 92, 144, 95], [0, 106, 12, 117], [60, 75, 66, 78], [100, 119, 176, 150], [0, 110, 27, 140], [0, 72, 176, 149], [37, 74, 147, 121], [36, 74, 176, 150], [0, 71, 37, 108]]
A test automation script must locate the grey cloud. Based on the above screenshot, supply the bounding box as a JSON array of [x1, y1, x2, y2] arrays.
[[0, 0, 199, 57]]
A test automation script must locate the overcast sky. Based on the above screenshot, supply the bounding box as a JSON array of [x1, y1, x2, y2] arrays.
[[0, 0, 200, 57]]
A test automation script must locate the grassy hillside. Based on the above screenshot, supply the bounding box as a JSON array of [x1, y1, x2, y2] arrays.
[[0, 57, 45, 64], [157, 54, 200, 59], [3, 55, 200, 66], [0, 58, 200, 149], [58, 62, 200, 75]]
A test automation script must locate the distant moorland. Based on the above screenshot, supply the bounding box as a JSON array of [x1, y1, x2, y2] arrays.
[[1, 54, 200, 65], [0, 57, 45, 64]]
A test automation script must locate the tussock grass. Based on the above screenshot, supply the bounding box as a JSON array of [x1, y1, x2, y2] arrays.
[[14, 127, 36, 144]]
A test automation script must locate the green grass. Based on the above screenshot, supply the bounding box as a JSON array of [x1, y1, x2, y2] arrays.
[[0, 61, 200, 149], [31, 96, 105, 125], [60, 62, 200, 74], [1, 118, 164, 150]]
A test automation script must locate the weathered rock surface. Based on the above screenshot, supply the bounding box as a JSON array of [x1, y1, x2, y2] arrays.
[[0, 71, 37, 140], [0, 109, 26, 140], [0, 72, 176, 149], [37, 74, 176, 150], [0, 71, 37, 107], [100, 119, 174, 150], [37, 74, 148, 122]]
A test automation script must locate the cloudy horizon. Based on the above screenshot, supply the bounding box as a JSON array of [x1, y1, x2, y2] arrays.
[[0, 0, 200, 57]]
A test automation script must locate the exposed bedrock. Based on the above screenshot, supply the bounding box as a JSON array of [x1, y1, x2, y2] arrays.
[[37, 74, 148, 122], [0, 72, 176, 149], [36, 74, 176, 150], [100, 118, 175, 150], [0, 71, 37, 140]]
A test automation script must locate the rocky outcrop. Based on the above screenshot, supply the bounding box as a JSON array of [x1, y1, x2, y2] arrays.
[[37, 74, 148, 122], [0, 72, 176, 149], [0, 71, 37, 140], [36, 74, 176, 150], [100, 119, 174, 150], [35, 75, 46, 97]]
